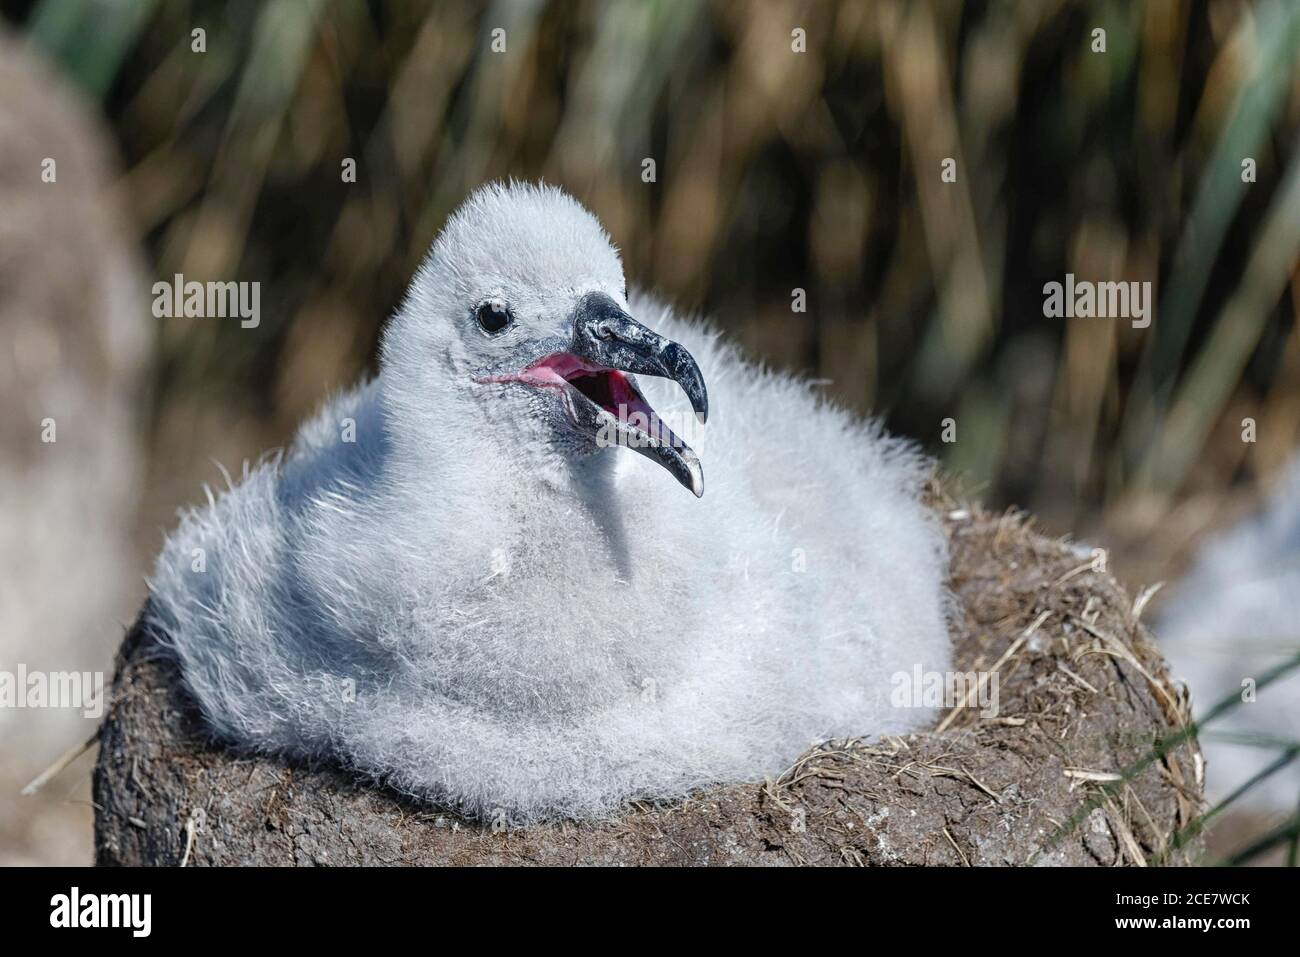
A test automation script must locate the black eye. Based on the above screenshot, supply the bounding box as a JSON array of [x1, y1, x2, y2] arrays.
[[475, 300, 512, 335]]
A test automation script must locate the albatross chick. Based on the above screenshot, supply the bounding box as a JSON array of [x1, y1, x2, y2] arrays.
[[148, 182, 952, 822]]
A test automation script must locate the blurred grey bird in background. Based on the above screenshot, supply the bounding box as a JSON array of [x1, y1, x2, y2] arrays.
[[1159, 457, 1300, 820], [0, 26, 151, 864]]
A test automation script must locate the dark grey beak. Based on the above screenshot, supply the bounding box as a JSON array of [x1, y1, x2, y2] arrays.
[[568, 292, 708, 497], [571, 293, 708, 424]]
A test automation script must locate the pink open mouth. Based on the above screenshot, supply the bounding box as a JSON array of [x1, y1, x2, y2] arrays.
[[474, 346, 704, 496], [476, 353, 666, 440]]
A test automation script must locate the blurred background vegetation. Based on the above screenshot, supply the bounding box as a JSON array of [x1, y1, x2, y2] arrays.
[[1, 0, 1297, 863], [3, 0, 1297, 565]]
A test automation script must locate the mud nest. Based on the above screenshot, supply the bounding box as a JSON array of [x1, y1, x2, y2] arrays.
[[94, 508, 1203, 865]]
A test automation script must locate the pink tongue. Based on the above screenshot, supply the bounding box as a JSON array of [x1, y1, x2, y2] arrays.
[[606, 372, 688, 449], [606, 370, 648, 419], [476, 353, 687, 447]]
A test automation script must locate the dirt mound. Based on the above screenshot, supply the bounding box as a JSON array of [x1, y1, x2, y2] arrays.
[[94, 508, 1202, 865]]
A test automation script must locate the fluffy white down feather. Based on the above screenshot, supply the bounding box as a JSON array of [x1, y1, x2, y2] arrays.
[[148, 182, 952, 822]]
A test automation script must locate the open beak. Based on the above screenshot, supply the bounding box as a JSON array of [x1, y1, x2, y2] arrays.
[[477, 292, 709, 497], [569, 293, 709, 425]]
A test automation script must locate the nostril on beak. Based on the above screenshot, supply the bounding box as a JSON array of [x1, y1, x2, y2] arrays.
[[594, 321, 612, 340]]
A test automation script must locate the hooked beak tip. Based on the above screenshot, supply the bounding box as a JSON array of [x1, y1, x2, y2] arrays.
[[684, 455, 704, 497]]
